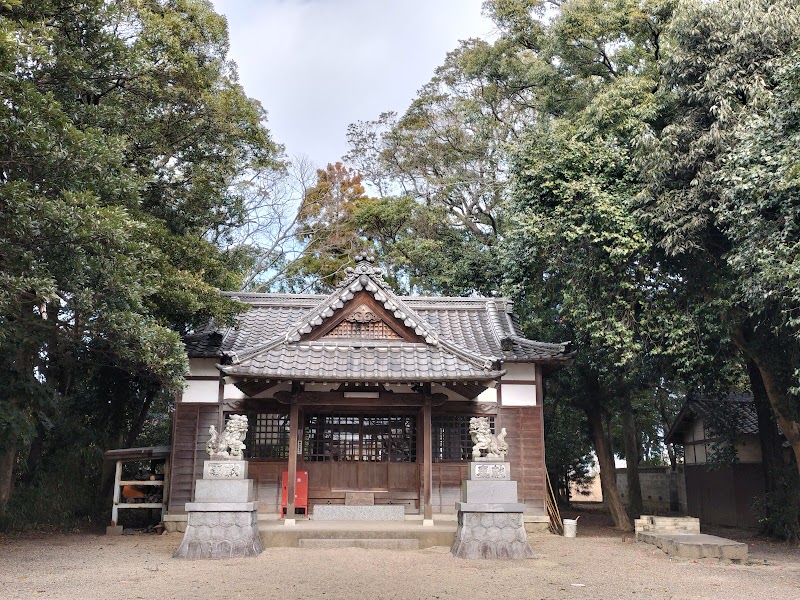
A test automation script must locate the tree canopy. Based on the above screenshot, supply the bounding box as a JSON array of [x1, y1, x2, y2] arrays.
[[0, 0, 282, 520]]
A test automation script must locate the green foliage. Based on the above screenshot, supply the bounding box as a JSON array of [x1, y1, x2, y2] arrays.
[[755, 464, 800, 541], [0, 0, 281, 521]]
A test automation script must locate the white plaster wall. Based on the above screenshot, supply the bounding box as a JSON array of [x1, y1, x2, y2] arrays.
[[501, 363, 536, 381], [475, 387, 497, 403], [188, 358, 219, 376], [500, 384, 536, 407], [184, 379, 219, 403], [685, 443, 697, 465], [690, 418, 705, 441]]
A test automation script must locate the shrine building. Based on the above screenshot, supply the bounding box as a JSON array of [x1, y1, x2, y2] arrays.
[[165, 256, 572, 530]]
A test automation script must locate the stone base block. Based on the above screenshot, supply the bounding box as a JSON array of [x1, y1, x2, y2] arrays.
[[194, 479, 254, 503], [524, 515, 550, 535], [185, 501, 257, 512], [174, 510, 262, 559], [164, 515, 188, 533], [451, 511, 534, 560], [106, 525, 123, 536], [462, 480, 518, 503], [635, 515, 700, 535], [203, 460, 248, 480], [313, 505, 405, 521], [455, 502, 526, 513], [299, 538, 419, 550], [469, 462, 511, 481]]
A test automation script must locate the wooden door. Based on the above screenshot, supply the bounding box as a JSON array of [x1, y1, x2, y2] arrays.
[[302, 412, 418, 495]]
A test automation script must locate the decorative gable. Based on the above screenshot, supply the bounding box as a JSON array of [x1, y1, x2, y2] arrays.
[[321, 303, 402, 340]]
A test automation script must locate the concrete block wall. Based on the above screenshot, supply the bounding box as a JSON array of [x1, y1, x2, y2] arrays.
[[616, 466, 687, 514]]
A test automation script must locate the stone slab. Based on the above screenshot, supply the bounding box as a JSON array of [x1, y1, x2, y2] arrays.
[[456, 502, 526, 513], [184, 501, 257, 512], [462, 480, 518, 504], [313, 505, 405, 521], [469, 462, 511, 481], [194, 479, 254, 503], [203, 460, 248, 480], [174, 510, 262, 559], [637, 532, 748, 562], [451, 511, 534, 560], [299, 538, 419, 550], [345, 492, 375, 506]]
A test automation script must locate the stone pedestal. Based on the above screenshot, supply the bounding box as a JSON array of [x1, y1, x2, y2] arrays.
[[451, 462, 534, 560], [174, 461, 263, 559]]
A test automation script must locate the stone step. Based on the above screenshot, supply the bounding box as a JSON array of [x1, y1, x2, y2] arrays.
[[637, 532, 748, 562], [298, 538, 419, 550], [313, 505, 405, 521]]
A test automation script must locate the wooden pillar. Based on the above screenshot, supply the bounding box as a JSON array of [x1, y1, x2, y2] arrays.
[[285, 401, 300, 522], [217, 374, 225, 430], [111, 460, 122, 525], [422, 400, 433, 523]]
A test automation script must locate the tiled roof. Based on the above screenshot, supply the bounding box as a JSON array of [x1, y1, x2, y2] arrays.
[[220, 341, 503, 382], [185, 256, 573, 381], [665, 393, 759, 444]]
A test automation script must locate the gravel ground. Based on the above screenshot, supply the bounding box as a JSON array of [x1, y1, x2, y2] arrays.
[[2, 522, 799, 600]]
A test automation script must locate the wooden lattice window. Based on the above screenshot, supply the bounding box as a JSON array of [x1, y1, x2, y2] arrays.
[[303, 413, 417, 462], [225, 412, 290, 460], [432, 415, 495, 462]]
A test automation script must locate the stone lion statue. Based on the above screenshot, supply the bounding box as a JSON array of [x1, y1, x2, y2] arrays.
[[469, 416, 508, 460], [206, 414, 248, 459]]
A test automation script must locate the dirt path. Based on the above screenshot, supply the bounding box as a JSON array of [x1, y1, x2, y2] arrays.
[[1, 528, 798, 600]]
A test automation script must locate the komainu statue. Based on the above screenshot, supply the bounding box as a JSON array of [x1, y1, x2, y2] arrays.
[[469, 416, 508, 460], [206, 414, 249, 459]]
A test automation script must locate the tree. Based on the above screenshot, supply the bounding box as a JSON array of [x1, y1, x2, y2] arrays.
[[0, 0, 282, 519], [638, 0, 800, 494]]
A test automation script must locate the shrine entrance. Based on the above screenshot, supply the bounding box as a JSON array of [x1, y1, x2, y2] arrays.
[[301, 411, 420, 512]]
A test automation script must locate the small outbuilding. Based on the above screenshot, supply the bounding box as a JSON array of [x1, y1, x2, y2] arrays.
[[666, 394, 765, 528]]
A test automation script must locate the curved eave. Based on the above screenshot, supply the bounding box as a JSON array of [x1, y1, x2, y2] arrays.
[[217, 364, 505, 383]]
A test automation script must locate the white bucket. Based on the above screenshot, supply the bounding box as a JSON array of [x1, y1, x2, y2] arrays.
[[563, 518, 578, 537]]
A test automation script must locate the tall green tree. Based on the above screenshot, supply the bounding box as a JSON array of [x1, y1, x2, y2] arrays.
[[0, 0, 282, 518], [638, 0, 800, 491]]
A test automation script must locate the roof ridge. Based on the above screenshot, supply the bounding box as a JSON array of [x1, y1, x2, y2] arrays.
[[222, 255, 503, 372]]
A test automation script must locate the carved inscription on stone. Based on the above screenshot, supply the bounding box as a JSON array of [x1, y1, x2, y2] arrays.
[[207, 462, 242, 479], [473, 463, 509, 480]]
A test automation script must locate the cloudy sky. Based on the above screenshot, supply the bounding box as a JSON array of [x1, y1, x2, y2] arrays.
[[210, 0, 495, 167]]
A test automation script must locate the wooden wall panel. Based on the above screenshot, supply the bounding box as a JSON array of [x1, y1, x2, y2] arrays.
[[431, 463, 468, 514], [247, 461, 285, 513], [684, 464, 764, 528], [167, 402, 219, 513], [498, 406, 546, 514]]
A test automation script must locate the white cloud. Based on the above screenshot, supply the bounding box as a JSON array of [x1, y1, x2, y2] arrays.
[[211, 0, 494, 167]]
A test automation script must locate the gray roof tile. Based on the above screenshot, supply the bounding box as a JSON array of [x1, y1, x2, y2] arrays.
[[186, 257, 572, 381]]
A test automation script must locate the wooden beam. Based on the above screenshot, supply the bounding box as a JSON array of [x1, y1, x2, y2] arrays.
[[422, 400, 433, 522], [273, 390, 448, 406], [285, 401, 300, 521]]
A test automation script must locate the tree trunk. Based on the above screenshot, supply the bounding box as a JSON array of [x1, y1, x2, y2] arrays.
[[587, 405, 632, 531], [621, 403, 644, 519], [125, 386, 157, 448], [733, 329, 800, 483], [747, 360, 785, 498], [0, 436, 17, 514]]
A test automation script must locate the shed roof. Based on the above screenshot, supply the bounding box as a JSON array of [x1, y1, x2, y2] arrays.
[[185, 256, 573, 384], [665, 393, 758, 445]]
